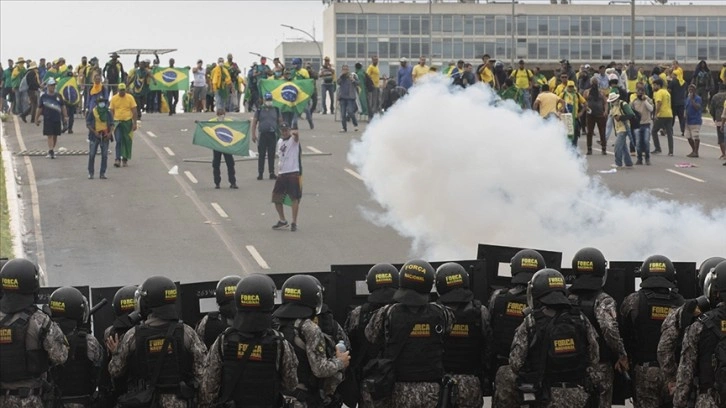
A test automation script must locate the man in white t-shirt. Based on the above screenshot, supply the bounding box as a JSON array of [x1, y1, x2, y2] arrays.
[[192, 59, 207, 112], [271, 123, 302, 232]]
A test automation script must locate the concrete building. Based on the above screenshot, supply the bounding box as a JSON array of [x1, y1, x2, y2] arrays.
[[274, 41, 324, 72], [323, 1, 726, 78]]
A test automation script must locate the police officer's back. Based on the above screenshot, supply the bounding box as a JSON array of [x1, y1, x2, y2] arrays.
[[0, 258, 69, 407], [196, 275, 241, 349], [200, 273, 299, 407], [620, 255, 684, 408], [107, 275, 207, 408], [344, 263, 398, 408], [673, 260, 726, 408], [509, 269, 599, 408], [273, 274, 350, 408], [567, 247, 629, 408], [364, 259, 454, 408], [435, 262, 493, 408], [48, 286, 104, 408], [658, 256, 725, 397]]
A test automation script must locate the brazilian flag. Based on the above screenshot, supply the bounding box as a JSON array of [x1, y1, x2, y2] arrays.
[[193, 121, 250, 156], [57, 76, 81, 106], [150, 67, 189, 91], [258, 79, 314, 114]]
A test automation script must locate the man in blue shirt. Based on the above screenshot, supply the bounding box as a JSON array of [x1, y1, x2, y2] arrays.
[[684, 84, 703, 158], [397, 57, 413, 90]]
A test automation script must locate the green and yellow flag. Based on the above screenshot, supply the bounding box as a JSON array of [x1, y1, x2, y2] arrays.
[[193, 120, 250, 156], [57, 76, 81, 106], [258, 79, 314, 114], [150, 66, 189, 91]]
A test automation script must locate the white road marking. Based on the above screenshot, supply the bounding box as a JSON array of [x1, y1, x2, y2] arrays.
[[184, 171, 198, 184], [344, 168, 364, 181], [146, 131, 157, 138], [211, 202, 229, 218], [307, 146, 323, 154], [666, 169, 705, 183], [246, 245, 270, 269], [163, 147, 175, 156]]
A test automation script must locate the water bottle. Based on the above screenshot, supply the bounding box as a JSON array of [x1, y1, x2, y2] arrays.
[[336, 340, 347, 353]]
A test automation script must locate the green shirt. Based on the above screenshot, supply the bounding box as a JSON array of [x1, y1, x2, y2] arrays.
[[2, 67, 12, 89], [499, 86, 524, 107]]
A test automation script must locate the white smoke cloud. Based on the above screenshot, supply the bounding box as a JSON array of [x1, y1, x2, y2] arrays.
[[348, 78, 726, 264]]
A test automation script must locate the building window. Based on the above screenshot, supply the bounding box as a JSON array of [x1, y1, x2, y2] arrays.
[[581, 16, 590, 36], [347, 40, 357, 58], [559, 39, 569, 60], [368, 40, 378, 57], [623, 17, 631, 36], [549, 39, 558, 60], [347, 16, 357, 35], [337, 38, 346, 58], [527, 16, 537, 35], [612, 38, 623, 60], [602, 17, 612, 36], [443, 38, 453, 59], [634, 39, 644, 61], [540, 40, 550, 60], [665, 40, 676, 60], [644, 39, 655, 60], [707, 17, 718, 37], [655, 17, 666, 37], [602, 39, 612, 60], [389, 38, 398, 58], [495, 16, 507, 35], [443, 15, 453, 33], [517, 18, 526, 36], [337, 16, 346, 35], [539, 17, 549, 36], [592, 17, 601, 35], [411, 38, 421, 58], [475, 43, 485, 58], [528, 42, 538, 59], [549, 16, 558, 35], [485, 16, 495, 36], [686, 17, 697, 37], [453, 15, 465, 35], [411, 16, 421, 36], [560, 16, 569, 36], [720, 40, 726, 60], [613, 17, 624, 37], [433, 40, 442, 60], [676, 17, 686, 37], [570, 16, 580, 37], [368, 15, 378, 35], [496, 39, 507, 59], [570, 39, 580, 60], [432, 15, 442, 33], [720, 18, 726, 36], [422, 16, 430, 34], [400, 15, 410, 35], [697, 39, 708, 60], [655, 39, 665, 60], [465, 15, 474, 35], [686, 40, 697, 60], [475, 17, 485, 36], [665, 17, 676, 37], [390, 15, 400, 34], [591, 40, 601, 60], [379, 15, 389, 35], [358, 18, 367, 35], [644, 17, 654, 36], [454, 38, 464, 59]]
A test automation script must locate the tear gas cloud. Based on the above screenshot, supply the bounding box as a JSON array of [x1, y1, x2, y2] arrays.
[[348, 78, 726, 265]]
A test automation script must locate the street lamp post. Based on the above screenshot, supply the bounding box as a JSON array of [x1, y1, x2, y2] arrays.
[[281, 24, 324, 71], [511, 0, 516, 67], [630, 0, 636, 64]]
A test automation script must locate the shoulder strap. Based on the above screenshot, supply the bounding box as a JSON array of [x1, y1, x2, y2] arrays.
[[219, 333, 260, 403], [147, 322, 180, 389]]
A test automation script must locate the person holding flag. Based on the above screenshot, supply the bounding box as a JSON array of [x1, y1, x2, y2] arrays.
[[58, 70, 81, 133], [109, 83, 137, 168], [211, 57, 232, 115], [86, 96, 114, 179]]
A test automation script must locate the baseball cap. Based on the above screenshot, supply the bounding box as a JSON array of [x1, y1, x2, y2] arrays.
[[46, 78, 56, 85], [118, 83, 127, 90], [400, 57, 408, 63], [567, 80, 575, 87]]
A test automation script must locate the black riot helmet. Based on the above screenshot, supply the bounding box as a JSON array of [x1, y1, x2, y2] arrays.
[[273, 275, 323, 319], [704, 260, 726, 306], [112, 285, 138, 317], [49, 286, 89, 324], [366, 263, 399, 304], [135, 275, 179, 319], [0, 258, 41, 313], [527, 268, 570, 309], [510, 249, 546, 285], [639, 255, 677, 289], [233, 274, 277, 332], [394, 259, 435, 306], [698, 257, 726, 292], [569, 247, 608, 291], [216, 275, 242, 320], [435, 262, 473, 303]]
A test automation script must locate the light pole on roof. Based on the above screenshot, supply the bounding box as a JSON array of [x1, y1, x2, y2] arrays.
[[281, 24, 324, 71]]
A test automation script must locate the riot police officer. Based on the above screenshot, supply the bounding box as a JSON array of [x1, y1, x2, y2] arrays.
[[364, 259, 454, 408], [490, 249, 546, 408], [435, 262, 493, 408], [273, 274, 350, 408], [200, 273, 299, 407], [344, 263, 399, 408], [673, 260, 726, 408], [99, 285, 141, 406], [620, 255, 685, 408], [509, 269, 599, 408], [0, 258, 68, 407], [196, 275, 242, 349], [567, 247, 629, 407], [658, 256, 725, 398], [48, 286, 104, 407], [107, 275, 207, 408]]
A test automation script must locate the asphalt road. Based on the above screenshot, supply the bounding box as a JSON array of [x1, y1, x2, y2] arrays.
[[3, 108, 724, 288]]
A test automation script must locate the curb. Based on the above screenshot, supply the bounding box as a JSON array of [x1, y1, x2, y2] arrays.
[[0, 119, 25, 259]]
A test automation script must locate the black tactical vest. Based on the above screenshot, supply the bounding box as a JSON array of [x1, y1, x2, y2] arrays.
[[219, 328, 283, 407], [634, 289, 684, 364], [54, 329, 95, 400], [202, 312, 228, 350], [442, 301, 484, 375], [348, 302, 384, 372], [697, 307, 726, 391], [0, 308, 50, 382], [279, 319, 320, 394], [132, 322, 193, 393], [521, 308, 589, 385], [570, 290, 615, 363], [387, 303, 446, 383], [491, 288, 528, 359]]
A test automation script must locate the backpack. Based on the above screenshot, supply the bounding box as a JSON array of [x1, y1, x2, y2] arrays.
[[364, 73, 375, 93], [618, 101, 635, 122]]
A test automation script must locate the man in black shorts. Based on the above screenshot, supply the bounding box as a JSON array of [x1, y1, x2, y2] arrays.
[[35, 78, 67, 159], [271, 123, 302, 232]]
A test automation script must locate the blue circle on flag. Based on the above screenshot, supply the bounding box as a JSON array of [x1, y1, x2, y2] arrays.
[[162, 71, 177, 83], [280, 85, 299, 103], [62, 86, 79, 104], [215, 127, 234, 143]]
